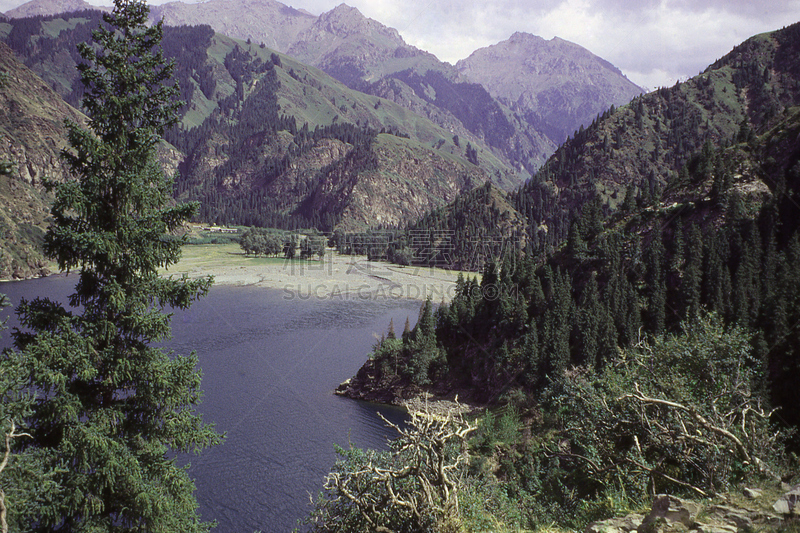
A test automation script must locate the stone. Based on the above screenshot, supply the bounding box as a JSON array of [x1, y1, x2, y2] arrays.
[[773, 483, 800, 515], [639, 494, 700, 533], [693, 524, 737, 533], [742, 487, 762, 499], [703, 504, 753, 529], [584, 513, 643, 533]]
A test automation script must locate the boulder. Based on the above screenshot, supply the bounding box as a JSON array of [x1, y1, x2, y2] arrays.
[[639, 494, 700, 533], [773, 483, 800, 515], [742, 487, 762, 499], [584, 513, 643, 533], [703, 505, 752, 529]]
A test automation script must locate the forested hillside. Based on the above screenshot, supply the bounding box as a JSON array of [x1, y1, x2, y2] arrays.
[[383, 24, 800, 268], [335, 22, 800, 529], [515, 24, 800, 251]]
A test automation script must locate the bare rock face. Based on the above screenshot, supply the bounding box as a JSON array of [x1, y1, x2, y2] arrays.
[[0, 42, 84, 185], [150, 0, 315, 52], [5, 0, 103, 18], [285, 3, 440, 87]]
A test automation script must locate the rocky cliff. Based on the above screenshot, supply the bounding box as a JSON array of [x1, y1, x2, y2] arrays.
[[0, 41, 84, 279], [4, 0, 101, 18], [150, 0, 315, 52]]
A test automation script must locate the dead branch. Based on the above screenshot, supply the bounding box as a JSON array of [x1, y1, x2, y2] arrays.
[[625, 457, 708, 498], [619, 383, 751, 463], [318, 401, 476, 531]]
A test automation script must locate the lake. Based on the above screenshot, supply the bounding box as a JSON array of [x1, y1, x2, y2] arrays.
[[0, 275, 420, 532]]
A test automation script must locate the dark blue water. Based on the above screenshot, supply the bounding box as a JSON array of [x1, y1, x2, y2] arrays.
[[0, 275, 420, 532]]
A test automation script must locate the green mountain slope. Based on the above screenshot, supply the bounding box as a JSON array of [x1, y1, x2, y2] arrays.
[[514, 24, 800, 249], [1, 13, 522, 230], [163, 32, 512, 229]]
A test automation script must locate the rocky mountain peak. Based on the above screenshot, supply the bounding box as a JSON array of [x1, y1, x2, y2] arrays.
[[304, 3, 404, 44], [456, 32, 643, 144], [150, 0, 315, 51]]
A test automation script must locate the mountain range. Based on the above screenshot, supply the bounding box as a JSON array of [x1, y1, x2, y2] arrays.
[[0, 0, 644, 278], [4, 0, 643, 165]]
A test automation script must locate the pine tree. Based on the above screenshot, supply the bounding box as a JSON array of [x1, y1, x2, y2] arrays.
[[577, 273, 600, 367], [645, 230, 666, 335], [683, 225, 704, 319], [7, 0, 220, 530], [1, 293, 61, 533]]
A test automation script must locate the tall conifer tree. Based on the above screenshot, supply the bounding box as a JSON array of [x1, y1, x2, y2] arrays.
[[7, 0, 219, 530]]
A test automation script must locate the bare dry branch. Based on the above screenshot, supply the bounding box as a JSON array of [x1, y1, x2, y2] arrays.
[[626, 457, 708, 498], [620, 383, 752, 463], [314, 401, 476, 531]]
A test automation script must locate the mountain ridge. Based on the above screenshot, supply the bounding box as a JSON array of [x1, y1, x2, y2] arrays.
[[4, 0, 102, 17], [456, 31, 643, 144], [3, 0, 642, 173]]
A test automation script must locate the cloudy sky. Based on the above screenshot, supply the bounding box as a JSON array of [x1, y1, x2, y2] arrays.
[[296, 0, 800, 90], [4, 0, 800, 89]]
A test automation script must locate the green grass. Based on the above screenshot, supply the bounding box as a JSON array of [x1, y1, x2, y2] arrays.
[[163, 242, 265, 275]]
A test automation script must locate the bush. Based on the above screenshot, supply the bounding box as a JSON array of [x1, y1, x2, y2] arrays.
[[543, 313, 787, 500]]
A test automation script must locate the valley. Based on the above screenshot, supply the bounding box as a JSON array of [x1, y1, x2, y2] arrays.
[[1, 0, 800, 531]]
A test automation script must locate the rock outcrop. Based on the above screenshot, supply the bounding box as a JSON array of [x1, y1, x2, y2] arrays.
[[773, 484, 800, 516], [586, 491, 789, 533], [456, 32, 643, 145]]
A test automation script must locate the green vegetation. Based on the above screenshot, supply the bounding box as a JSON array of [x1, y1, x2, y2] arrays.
[[0, 1, 219, 530], [338, 314, 790, 531], [2, 8, 800, 532], [239, 227, 326, 259], [328, 24, 800, 530]]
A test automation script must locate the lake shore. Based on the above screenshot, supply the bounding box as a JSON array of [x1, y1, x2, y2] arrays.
[[162, 243, 468, 303]]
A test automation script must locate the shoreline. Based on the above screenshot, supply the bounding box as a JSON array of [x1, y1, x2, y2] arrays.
[[162, 244, 467, 303]]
